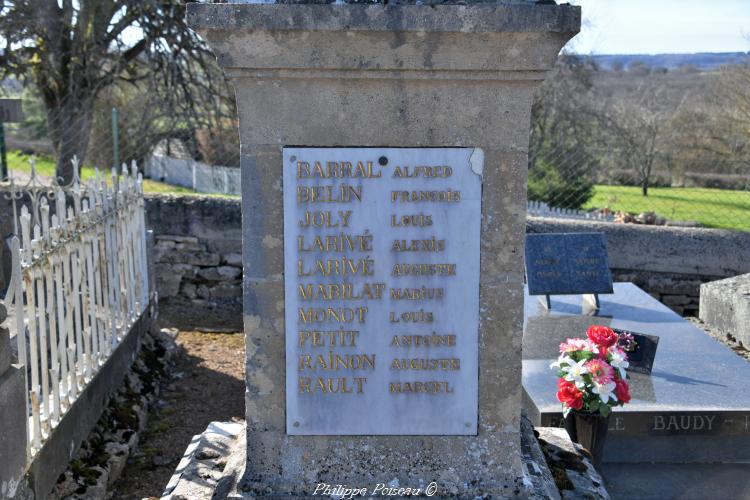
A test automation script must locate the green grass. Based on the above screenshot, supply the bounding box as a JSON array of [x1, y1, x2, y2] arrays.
[[6, 150, 199, 195], [583, 184, 750, 231]]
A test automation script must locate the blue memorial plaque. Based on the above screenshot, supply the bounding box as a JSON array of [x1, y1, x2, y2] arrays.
[[525, 233, 613, 296]]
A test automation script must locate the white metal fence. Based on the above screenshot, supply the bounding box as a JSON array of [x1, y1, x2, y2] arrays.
[[145, 154, 240, 195], [527, 200, 616, 222], [2, 160, 149, 461]]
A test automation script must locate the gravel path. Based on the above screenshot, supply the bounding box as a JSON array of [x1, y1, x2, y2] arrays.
[[110, 331, 245, 499]]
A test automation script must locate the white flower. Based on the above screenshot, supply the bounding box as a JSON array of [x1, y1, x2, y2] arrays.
[[561, 359, 589, 388], [549, 355, 569, 370], [592, 381, 618, 404], [585, 340, 600, 354], [609, 349, 630, 379]]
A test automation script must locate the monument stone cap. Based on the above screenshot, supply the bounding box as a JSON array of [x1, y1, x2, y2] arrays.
[[187, 3, 580, 75]]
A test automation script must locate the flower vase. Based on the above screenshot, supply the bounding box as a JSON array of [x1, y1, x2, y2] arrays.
[[564, 412, 610, 467]]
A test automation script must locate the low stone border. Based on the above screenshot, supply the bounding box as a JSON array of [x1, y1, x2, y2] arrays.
[[50, 329, 177, 499], [688, 316, 750, 362], [536, 427, 610, 500], [699, 273, 750, 346], [162, 421, 244, 500], [163, 417, 578, 499]]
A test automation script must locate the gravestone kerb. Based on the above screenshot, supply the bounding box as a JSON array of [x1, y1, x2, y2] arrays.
[[188, 3, 579, 497]]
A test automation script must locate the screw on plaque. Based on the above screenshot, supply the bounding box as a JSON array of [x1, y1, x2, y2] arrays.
[[378, 156, 388, 166], [294, 421, 300, 427], [290, 155, 297, 163]]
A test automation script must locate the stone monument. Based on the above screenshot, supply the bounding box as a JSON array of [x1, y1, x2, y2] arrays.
[[188, 2, 579, 497]]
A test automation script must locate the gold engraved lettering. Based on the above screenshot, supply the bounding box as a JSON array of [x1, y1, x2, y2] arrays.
[[298, 352, 376, 371], [389, 381, 454, 394], [390, 358, 460, 370], [390, 189, 461, 203], [389, 310, 434, 323], [391, 214, 433, 227], [298, 376, 368, 394], [392, 263, 456, 277], [298, 306, 369, 324], [298, 330, 359, 348], [297, 160, 381, 179], [298, 256, 374, 277], [297, 184, 362, 204], [392, 165, 453, 178], [297, 232, 373, 253], [299, 282, 385, 301], [391, 237, 445, 252], [299, 210, 352, 228], [390, 287, 444, 300], [390, 333, 456, 347]]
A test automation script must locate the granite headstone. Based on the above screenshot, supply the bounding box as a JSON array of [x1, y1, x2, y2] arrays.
[[525, 232, 613, 296]]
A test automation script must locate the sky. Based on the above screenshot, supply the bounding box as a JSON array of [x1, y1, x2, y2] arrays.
[[565, 0, 750, 55]]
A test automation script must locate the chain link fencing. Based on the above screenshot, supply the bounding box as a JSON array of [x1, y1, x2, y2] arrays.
[[528, 142, 750, 232], [3, 71, 749, 229], [1, 84, 240, 196]]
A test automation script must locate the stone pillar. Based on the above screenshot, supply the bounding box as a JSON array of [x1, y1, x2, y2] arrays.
[[189, 3, 578, 497], [0, 300, 29, 499]]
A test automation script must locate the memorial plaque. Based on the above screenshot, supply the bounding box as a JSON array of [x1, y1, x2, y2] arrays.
[[613, 328, 659, 375], [284, 147, 482, 435], [525, 232, 613, 296]]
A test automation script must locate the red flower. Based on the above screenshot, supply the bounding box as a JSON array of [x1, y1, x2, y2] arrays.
[[614, 379, 631, 404], [557, 379, 584, 410], [587, 325, 619, 349]]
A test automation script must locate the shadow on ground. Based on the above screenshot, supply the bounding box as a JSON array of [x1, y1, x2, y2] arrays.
[[110, 331, 245, 499]]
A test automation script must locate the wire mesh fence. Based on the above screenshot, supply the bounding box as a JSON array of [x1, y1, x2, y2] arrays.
[[2, 88, 240, 196], [528, 142, 750, 232], [2, 43, 749, 229]]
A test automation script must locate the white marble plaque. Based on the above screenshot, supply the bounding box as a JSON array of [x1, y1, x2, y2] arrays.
[[284, 147, 482, 435]]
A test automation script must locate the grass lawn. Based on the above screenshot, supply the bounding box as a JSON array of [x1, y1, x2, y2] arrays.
[[6, 150, 198, 195], [584, 184, 750, 231]]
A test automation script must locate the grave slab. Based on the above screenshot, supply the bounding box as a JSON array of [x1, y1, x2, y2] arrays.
[[523, 282, 750, 463], [601, 463, 750, 500]]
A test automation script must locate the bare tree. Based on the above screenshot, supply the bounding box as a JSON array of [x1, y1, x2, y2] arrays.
[[0, 0, 234, 183], [715, 62, 750, 170], [598, 84, 677, 196], [528, 54, 599, 208]]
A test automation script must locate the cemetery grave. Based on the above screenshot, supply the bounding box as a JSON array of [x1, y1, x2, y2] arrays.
[[2, 2, 750, 499]]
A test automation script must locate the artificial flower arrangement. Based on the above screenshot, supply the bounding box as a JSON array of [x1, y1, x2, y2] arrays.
[[551, 325, 632, 417]]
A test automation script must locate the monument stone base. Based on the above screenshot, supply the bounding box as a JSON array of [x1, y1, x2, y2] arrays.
[[164, 418, 564, 499], [187, 2, 579, 497]]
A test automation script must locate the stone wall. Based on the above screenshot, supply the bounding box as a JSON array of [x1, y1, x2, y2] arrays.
[[143, 195, 750, 328], [144, 195, 242, 331], [527, 217, 750, 316]]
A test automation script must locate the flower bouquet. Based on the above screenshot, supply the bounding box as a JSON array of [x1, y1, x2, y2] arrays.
[[551, 325, 632, 465]]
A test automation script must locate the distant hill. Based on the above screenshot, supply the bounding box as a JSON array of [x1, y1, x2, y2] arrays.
[[590, 52, 750, 71]]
